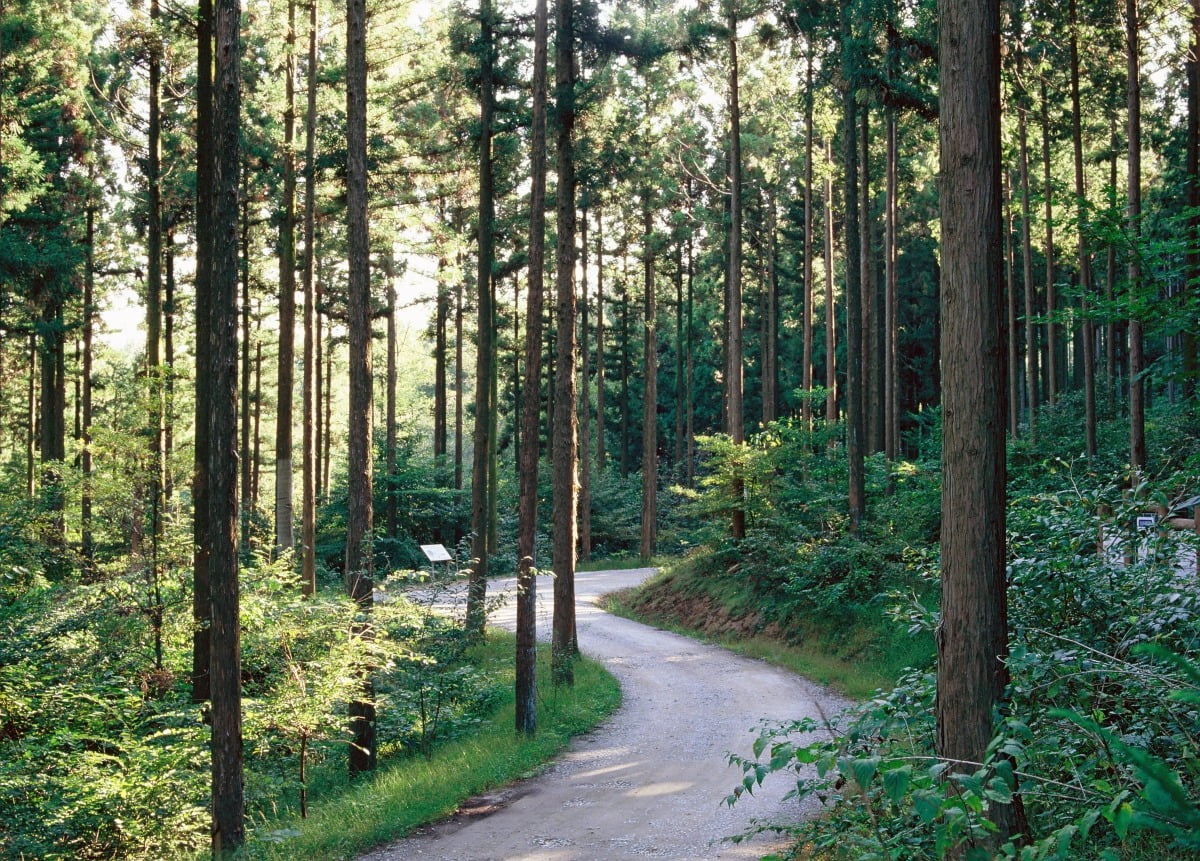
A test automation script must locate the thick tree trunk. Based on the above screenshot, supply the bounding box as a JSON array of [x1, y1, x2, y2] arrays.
[[516, 0, 548, 734], [209, 0, 244, 849], [275, 0, 298, 557], [552, 0, 580, 684], [239, 180, 252, 554], [467, 0, 496, 640], [936, 0, 1025, 848], [192, 0, 214, 704], [345, 0, 375, 776]]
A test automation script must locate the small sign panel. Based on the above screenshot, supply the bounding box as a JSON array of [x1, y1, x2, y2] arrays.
[[420, 544, 453, 563], [1135, 515, 1157, 531]]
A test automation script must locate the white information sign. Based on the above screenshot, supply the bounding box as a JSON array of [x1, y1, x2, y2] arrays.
[[420, 544, 453, 563]]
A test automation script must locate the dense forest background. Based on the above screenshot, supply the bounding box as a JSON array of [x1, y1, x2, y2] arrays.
[[1, 0, 1199, 857]]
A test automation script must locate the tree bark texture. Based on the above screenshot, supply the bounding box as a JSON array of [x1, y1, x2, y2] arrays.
[[936, 0, 1024, 847], [345, 0, 375, 776], [209, 0, 244, 850], [552, 0, 579, 683], [275, 0, 298, 557], [842, 1, 865, 530], [1127, 0, 1146, 473], [516, 0, 547, 735]]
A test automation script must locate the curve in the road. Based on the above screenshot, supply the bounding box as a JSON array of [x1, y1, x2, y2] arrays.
[[359, 567, 850, 861]]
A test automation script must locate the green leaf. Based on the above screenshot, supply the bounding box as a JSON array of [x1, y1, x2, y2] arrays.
[[851, 756, 880, 789], [882, 764, 911, 804], [1111, 801, 1133, 839], [913, 789, 942, 823]]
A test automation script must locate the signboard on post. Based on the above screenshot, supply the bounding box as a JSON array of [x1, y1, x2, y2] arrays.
[[420, 544, 453, 563]]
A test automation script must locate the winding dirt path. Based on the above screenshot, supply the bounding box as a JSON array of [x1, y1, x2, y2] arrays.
[[359, 568, 850, 860]]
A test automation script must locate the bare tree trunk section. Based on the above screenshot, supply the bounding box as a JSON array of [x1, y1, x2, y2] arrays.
[[726, 11, 746, 541], [1040, 79, 1058, 405], [301, 0, 317, 596], [580, 207, 593, 559], [192, 0, 214, 705], [842, 0, 865, 531], [345, 0, 376, 776], [467, 0, 497, 640], [552, 0, 580, 685], [1127, 0, 1146, 472], [1016, 17, 1038, 435], [516, 0, 548, 735], [885, 101, 898, 458], [640, 190, 657, 561], [1069, 0, 1096, 456], [386, 258, 398, 541], [595, 207, 606, 474], [825, 139, 837, 425], [803, 47, 815, 425], [1005, 177, 1020, 438], [936, 0, 1027, 848], [1186, 0, 1200, 400], [209, 0, 244, 848]]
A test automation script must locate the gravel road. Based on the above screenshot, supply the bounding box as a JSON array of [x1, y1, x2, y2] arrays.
[[358, 567, 851, 861]]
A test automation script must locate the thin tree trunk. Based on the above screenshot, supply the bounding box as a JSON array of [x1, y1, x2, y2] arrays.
[[842, 0, 865, 531], [640, 183, 657, 561], [1127, 0, 1146, 472], [727, 9, 746, 540], [455, 267, 465, 492], [82, 190, 95, 571], [885, 98, 898, 458], [1186, 0, 1200, 399], [1070, 0, 1096, 456], [239, 176, 252, 554], [803, 46, 815, 424], [386, 257, 398, 541], [596, 207, 606, 473], [1016, 17, 1038, 434], [275, 0, 298, 557], [1041, 79, 1058, 405], [580, 207, 592, 558], [825, 139, 837, 424], [301, 0, 318, 596], [1006, 176, 1020, 438], [672, 241, 684, 473]]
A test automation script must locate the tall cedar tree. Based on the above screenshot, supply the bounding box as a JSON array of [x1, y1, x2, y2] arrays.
[[467, 0, 497, 640], [209, 0, 244, 849], [935, 0, 1028, 848], [842, 0, 865, 530], [301, 0, 318, 596], [552, 0, 579, 683], [516, 0, 548, 734], [192, 0, 214, 704], [726, 5, 745, 540], [345, 0, 376, 775], [275, 0, 298, 556], [1127, 0, 1147, 472]]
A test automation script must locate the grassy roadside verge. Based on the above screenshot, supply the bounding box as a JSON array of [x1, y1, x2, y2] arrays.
[[235, 632, 620, 860], [603, 554, 933, 701]]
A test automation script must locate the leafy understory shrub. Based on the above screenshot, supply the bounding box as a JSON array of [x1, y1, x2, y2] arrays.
[[725, 475, 1200, 860]]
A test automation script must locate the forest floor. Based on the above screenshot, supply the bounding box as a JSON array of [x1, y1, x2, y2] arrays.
[[357, 567, 850, 861]]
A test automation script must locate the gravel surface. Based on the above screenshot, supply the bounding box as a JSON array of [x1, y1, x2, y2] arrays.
[[358, 567, 851, 861]]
